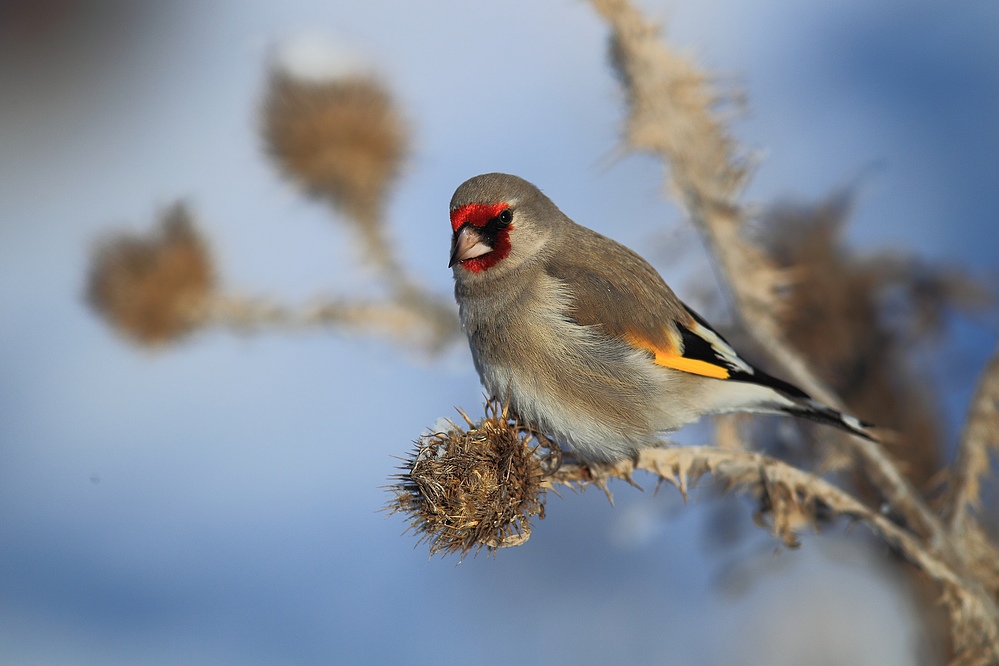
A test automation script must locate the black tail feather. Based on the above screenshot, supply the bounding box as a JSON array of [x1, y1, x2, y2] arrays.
[[781, 400, 878, 442], [683, 313, 881, 441]]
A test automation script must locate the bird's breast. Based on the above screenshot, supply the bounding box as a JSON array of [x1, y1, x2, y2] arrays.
[[457, 271, 663, 440]]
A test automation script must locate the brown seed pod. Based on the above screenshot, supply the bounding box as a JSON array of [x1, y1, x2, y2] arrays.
[[86, 204, 215, 345], [262, 70, 408, 226]]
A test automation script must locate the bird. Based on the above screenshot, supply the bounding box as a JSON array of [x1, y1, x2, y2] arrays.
[[448, 172, 876, 463]]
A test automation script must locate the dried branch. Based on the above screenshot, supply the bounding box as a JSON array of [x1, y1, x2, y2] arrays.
[[203, 293, 459, 352], [946, 343, 999, 530], [551, 447, 999, 665], [393, 406, 999, 663], [85, 203, 460, 352], [588, 0, 942, 542]]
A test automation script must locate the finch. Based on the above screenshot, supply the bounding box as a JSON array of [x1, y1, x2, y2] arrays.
[[448, 172, 875, 463]]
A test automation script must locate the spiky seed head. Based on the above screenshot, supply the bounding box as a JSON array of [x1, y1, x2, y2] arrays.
[[387, 402, 558, 557]]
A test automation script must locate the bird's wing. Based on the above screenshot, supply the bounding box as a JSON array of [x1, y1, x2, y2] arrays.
[[545, 247, 730, 378], [635, 304, 758, 380], [546, 246, 879, 440], [546, 245, 803, 393]]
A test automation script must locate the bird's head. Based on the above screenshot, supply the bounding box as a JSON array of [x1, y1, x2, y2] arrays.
[[448, 173, 559, 278]]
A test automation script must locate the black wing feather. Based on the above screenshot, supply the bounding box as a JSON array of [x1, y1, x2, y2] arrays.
[[679, 304, 810, 400], [680, 305, 877, 440]]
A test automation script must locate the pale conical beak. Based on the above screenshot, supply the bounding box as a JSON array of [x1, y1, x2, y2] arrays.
[[448, 226, 493, 268]]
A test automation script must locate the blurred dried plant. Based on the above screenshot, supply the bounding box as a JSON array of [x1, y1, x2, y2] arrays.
[[748, 198, 996, 657], [261, 69, 414, 288], [258, 65, 457, 336], [263, 71, 407, 227], [756, 197, 995, 491], [947, 349, 999, 531], [85, 50, 458, 353], [86, 204, 214, 345]]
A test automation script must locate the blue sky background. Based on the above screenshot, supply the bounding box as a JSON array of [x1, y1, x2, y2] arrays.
[[1, 1, 997, 663]]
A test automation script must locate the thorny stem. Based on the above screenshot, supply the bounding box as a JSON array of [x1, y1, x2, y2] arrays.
[[548, 447, 999, 661]]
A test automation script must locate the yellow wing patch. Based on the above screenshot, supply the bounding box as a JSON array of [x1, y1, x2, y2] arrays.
[[623, 333, 731, 380], [656, 354, 731, 379]]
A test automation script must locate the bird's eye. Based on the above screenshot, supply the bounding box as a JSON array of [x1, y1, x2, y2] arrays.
[[498, 209, 513, 226]]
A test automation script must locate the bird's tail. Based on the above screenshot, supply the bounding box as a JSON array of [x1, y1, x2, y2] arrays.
[[779, 398, 879, 442], [715, 364, 882, 442]]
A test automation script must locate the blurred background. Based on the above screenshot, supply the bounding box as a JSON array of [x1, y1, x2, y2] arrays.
[[1, 0, 997, 663]]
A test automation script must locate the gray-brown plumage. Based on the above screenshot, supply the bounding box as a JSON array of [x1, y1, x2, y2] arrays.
[[449, 173, 874, 462]]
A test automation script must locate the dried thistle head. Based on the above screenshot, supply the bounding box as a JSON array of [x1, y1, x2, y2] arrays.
[[86, 204, 214, 345], [388, 403, 558, 557], [262, 69, 408, 226]]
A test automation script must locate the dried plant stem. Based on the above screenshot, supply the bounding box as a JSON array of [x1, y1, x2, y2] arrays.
[[259, 69, 460, 351], [588, 0, 942, 543], [202, 292, 459, 352], [347, 207, 459, 335], [351, 211, 409, 291], [549, 447, 999, 664], [946, 342, 999, 531]]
